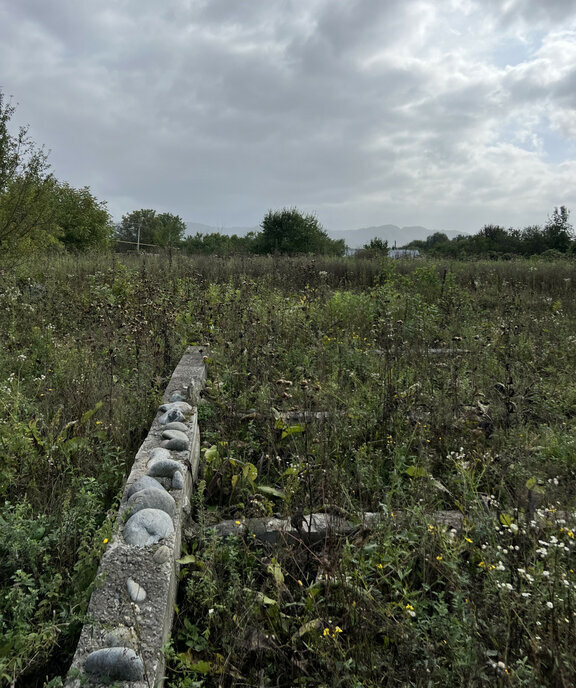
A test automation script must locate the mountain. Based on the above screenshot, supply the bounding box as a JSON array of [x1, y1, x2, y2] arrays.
[[326, 225, 466, 249], [185, 221, 467, 249]]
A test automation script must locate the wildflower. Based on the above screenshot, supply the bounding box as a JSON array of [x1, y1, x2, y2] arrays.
[[376, 563, 383, 569], [546, 601, 554, 609], [103, 538, 109, 544], [235, 520, 242, 525], [465, 537, 473, 543]]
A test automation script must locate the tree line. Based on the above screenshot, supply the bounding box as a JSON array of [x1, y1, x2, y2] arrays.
[[403, 207, 574, 259], [1, 89, 572, 259]]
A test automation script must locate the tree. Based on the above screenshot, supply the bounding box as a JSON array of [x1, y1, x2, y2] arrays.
[[153, 212, 186, 248], [116, 209, 158, 248], [52, 183, 114, 251], [543, 206, 572, 253], [254, 207, 345, 255], [0, 91, 57, 253]]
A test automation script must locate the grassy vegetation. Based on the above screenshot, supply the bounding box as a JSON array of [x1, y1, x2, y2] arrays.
[[1, 253, 576, 686]]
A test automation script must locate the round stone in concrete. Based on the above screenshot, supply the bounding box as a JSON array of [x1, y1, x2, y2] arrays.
[[161, 428, 188, 443], [159, 401, 193, 414], [169, 390, 188, 402], [84, 647, 144, 681], [126, 577, 147, 602], [159, 408, 186, 425], [123, 508, 174, 546], [153, 545, 171, 564], [164, 421, 188, 432], [172, 469, 184, 490], [161, 437, 189, 451], [127, 487, 176, 518], [148, 458, 182, 478], [149, 446, 171, 463], [104, 625, 138, 649], [125, 475, 165, 500]]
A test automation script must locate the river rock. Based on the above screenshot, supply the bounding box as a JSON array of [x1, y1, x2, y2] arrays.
[[153, 544, 171, 564], [161, 437, 189, 451], [159, 401, 193, 414], [161, 428, 188, 442], [164, 421, 188, 432], [149, 446, 171, 463], [123, 508, 174, 546], [104, 625, 137, 649], [125, 475, 165, 500], [172, 469, 184, 490], [169, 389, 188, 402], [84, 647, 144, 681], [158, 408, 186, 425], [127, 487, 175, 518], [126, 577, 147, 603], [147, 457, 182, 478]]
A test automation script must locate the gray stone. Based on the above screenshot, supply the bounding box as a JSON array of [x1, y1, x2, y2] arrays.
[[123, 508, 174, 547], [84, 647, 144, 681], [158, 401, 193, 415], [153, 545, 171, 564], [126, 577, 147, 603], [161, 437, 189, 451], [149, 446, 171, 463], [104, 626, 137, 649], [169, 389, 188, 402], [125, 475, 165, 500], [161, 428, 188, 443], [164, 421, 188, 432], [159, 408, 186, 425], [147, 458, 182, 478], [127, 487, 176, 518], [172, 470, 184, 490]]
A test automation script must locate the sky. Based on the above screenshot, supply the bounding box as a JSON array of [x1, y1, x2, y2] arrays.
[[1, 0, 575, 235]]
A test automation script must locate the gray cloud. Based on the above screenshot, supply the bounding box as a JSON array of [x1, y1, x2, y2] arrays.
[[0, 0, 575, 233]]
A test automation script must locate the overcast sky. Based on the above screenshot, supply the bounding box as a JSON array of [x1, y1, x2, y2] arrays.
[[1, 0, 575, 234]]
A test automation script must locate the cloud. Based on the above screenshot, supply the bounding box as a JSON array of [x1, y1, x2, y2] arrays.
[[0, 0, 575, 232]]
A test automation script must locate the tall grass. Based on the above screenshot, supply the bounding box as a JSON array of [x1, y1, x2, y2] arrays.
[[1, 253, 575, 686]]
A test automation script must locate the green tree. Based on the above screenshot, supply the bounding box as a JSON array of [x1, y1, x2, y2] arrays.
[[153, 212, 186, 248], [52, 183, 113, 251], [543, 206, 572, 252], [116, 209, 158, 248], [254, 208, 344, 256], [0, 91, 57, 253]]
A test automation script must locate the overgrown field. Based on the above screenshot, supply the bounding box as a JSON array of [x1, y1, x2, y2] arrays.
[[1, 254, 576, 687]]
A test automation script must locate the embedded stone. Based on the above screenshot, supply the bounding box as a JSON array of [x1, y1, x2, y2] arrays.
[[161, 437, 189, 451], [125, 475, 165, 500], [126, 577, 147, 603], [162, 428, 188, 443], [169, 389, 188, 402], [148, 458, 182, 478], [123, 508, 174, 546], [84, 647, 144, 681], [164, 421, 188, 432], [153, 545, 171, 564], [158, 408, 186, 425], [104, 626, 137, 649], [159, 401, 193, 414], [149, 446, 171, 463], [127, 487, 175, 518], [172, 469, 184, 490]]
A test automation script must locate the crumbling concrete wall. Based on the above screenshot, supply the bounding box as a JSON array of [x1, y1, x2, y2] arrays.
[[65, 346, 207, 688]]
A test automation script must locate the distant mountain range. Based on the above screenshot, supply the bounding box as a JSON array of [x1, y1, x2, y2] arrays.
[[185, 222, 466, 249]]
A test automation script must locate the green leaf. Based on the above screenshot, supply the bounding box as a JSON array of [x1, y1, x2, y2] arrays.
[[80, 400, 104, 424], [525, 476, 537, 490], [257, 485, 285, 499], [177, 554, 198, 565], [405, 465, 427, 478], [243, 462, 258, 483], [204, 445, 219, 462], [267, 557, 285, 586], [499, 513, 514, 527], [281, 424, 305, 439]]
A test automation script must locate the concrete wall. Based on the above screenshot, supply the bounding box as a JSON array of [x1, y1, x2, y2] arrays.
[[65, 346, 207, 687]]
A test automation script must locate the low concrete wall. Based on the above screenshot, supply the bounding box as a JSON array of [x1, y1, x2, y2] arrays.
[[65, 346, 207, 688]]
